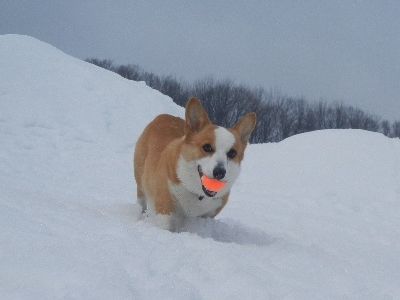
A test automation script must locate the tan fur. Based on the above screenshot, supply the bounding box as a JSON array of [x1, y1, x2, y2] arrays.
[[134, 114, 184, 214], [134, 98, 256, 223]]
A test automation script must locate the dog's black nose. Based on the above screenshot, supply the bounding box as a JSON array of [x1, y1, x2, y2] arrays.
[[213, 166, 226, 180]]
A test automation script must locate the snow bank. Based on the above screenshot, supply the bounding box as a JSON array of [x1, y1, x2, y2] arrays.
[[1, 35, 400, 299]]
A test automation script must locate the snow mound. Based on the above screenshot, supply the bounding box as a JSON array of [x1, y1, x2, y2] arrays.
[[1, 35, 400, 299], [0, 34, 181, 146]]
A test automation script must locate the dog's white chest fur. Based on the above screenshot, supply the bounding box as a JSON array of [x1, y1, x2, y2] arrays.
[[170, 183, 223, 217]]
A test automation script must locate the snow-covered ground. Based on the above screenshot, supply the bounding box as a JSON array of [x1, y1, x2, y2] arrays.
[[1, 35, 400, 299]]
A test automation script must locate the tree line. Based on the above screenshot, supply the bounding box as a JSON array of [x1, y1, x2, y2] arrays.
[[86, 58, 400, 143]]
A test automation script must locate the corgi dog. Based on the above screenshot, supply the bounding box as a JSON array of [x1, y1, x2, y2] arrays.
[[134, 98, 256, 230]]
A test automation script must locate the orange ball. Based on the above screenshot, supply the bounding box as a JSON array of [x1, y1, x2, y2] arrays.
[[201, 175, 226, 192]]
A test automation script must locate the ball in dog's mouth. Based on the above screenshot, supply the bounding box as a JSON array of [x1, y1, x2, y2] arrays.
[[197, 165, 225, 197]]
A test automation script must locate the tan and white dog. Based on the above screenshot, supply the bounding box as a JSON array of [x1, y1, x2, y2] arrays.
[[134, 98, 256, 230]]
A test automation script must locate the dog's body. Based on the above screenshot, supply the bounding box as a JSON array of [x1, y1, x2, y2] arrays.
[[134, 98, 256, 230]]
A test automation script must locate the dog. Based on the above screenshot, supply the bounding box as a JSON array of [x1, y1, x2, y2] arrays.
[[134, 98, 256, 230]]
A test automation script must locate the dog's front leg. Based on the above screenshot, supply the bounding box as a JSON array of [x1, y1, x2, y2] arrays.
[[150, 213, 174, 231], [152, 193, 180, 231]]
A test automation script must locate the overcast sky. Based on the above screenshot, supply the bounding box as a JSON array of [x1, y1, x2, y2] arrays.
[[1, 0, 399, 121]]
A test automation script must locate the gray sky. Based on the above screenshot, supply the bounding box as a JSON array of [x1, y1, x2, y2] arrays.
[[1, 0, 399, 121]]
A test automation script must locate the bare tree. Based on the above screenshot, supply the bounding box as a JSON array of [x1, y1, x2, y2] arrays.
[[85, 57, 399, 143], [85, 58, 114, 71], [381, 120, 391, 136], [392, 121, 400, 138], [115, 64, 141, 81]]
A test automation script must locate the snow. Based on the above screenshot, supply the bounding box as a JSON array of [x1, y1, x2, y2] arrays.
[[1, 34, 400, 299]]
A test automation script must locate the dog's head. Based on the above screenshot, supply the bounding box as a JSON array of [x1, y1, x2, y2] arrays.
[[177, 97, 256, 198]]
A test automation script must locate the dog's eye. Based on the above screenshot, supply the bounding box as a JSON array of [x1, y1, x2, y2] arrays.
[[202, 144, 213, 153], [227, 148, 237, 159]]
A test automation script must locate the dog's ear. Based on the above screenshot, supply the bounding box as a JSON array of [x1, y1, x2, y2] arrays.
[[233, 112, 257, 144], [185, 97, 210, 133]]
